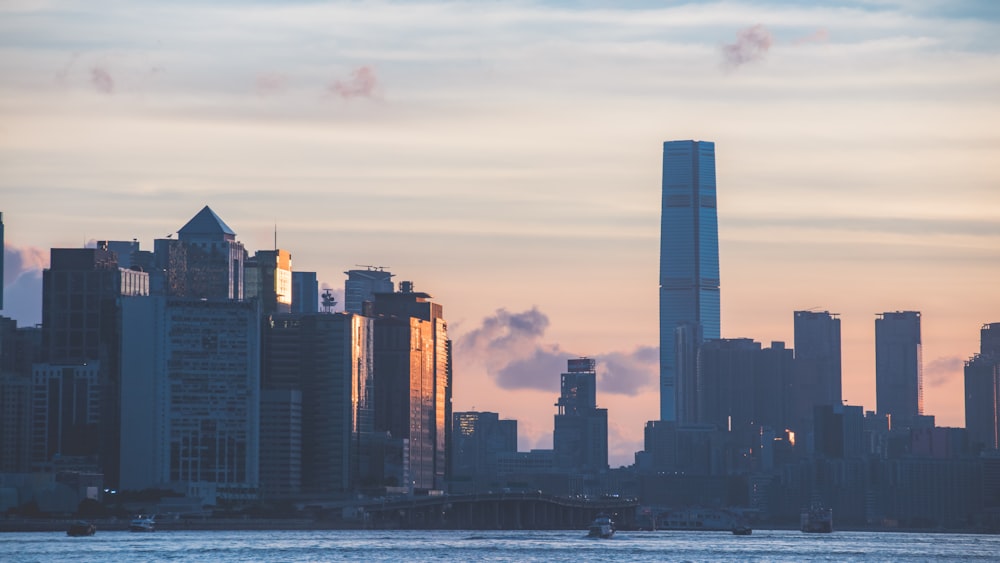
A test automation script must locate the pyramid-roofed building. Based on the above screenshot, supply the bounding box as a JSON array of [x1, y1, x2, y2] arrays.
[[178, 205, 237, 242]]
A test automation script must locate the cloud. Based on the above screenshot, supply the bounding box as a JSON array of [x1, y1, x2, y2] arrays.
[[90, 66, 114, 94], [256, 72, 287, 96], [597, 345, 658, 396], [4, 242, 48, 286], [456, 307, 656, 395], [722, 24, 773, 69], [3, 243, 47, 326], [793, 28, 830, 45], [924, 356, 964, 388], [328, 66, 379, 99]]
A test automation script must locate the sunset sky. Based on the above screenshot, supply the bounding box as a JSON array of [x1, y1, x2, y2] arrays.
[[2, 1, 998, 466]]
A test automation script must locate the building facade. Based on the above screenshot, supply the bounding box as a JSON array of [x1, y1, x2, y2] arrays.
[[660, 140, 720, 422], [793, 311, 842, 435], [262, 311, 374, 495], [245, 249, 292, 316], [344, 267, 394, 314], [372, 283, 451, 491], [38, 246, 148, 487], [153, 206, 246, 300], [120, 297, 260, 498], [875, 311, 923, 430], [553, 358, 608, 474], [291, 271, 319, 314], [965, 322, 1000, 452]]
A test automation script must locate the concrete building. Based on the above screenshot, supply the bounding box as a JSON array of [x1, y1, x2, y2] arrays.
[[291, 271, 319, 314], [553, 358, 608, 474], [119, 297, 260, 500], [451, 411, 517, 490], [793, 311, 842, 433], [38, 246, 148, 487], [245, 249, 292, 316], [876, 311, 923, 430], [965, 322, 1000, 452], [660, 140, 720, 422]]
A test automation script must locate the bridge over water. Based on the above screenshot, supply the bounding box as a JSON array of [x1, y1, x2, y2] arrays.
[[355, 492, 638, 530]]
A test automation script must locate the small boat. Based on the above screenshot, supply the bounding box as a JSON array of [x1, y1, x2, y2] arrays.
[[732, 525, 752, 535], [800, 506, 833, 533], [129, 514, 156, 532], [587, 514, 615, 539], [67, 521, 96, 536]]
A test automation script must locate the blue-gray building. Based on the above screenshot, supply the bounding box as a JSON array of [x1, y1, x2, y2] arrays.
[[291, 271, 319, 313], [875, 311, 922, 430], [660, 140, 720, 422]]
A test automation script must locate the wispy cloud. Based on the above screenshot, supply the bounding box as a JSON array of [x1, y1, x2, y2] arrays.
[[90, 66, 114, 94], [924, 356, 964, 388], [255, 72, 287, 96], [793, 27, 831, 45], [722, 24, 773, 69], [328, 66, 379, 99]]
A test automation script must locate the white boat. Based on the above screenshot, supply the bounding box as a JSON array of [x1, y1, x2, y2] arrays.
[[129, 515, 156, 532], [588, 515, 615, 539]]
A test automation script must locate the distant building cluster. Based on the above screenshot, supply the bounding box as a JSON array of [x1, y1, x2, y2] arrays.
[[0, 139, 998, 530]]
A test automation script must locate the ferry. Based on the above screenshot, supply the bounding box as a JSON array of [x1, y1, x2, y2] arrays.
[[129, 514, 156, 532], [587, 515, 615, 539]]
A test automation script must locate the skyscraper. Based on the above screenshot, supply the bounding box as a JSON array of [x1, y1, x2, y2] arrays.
[[291, 271, 319, 314], [875, 311, 923, 429], [1, 211, 4, 310], [120, 297, 260, 494], [372, 282, 451, 490], [793, 311, 842, 433], [245, 249, 293, 315], [660, 140, 720, 421], [552, 358, 608, 474], [344, 267, 394, 314], [37, 246, 148, 486], [965, 322, 1000, 452], [153, 206, 245, 300]]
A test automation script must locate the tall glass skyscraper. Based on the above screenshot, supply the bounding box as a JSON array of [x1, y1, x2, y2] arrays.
[[659, 140, 720, 422]]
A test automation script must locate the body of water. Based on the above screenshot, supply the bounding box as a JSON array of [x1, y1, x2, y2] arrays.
[[1, 529, 997, 562]]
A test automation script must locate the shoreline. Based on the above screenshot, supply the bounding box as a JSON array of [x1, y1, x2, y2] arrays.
[[0, 518, 995, 535]]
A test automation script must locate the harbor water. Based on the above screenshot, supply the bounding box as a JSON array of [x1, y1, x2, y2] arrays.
[[1, 529, 998, 562]]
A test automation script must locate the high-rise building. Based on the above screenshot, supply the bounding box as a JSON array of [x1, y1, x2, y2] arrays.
[[153, 206, 245, 300], [660, 140, 720, 422], [38, 246, 148, 487], [291, 272, 319, 314], [793, 311, 842, 433], [119, 297, 260, 497], [372, 282, 451, 490], [344, 267, 394, 314], [552, 358, 608, 474], [965, 322, 1000, 452], [697, 338, 760, 449], [262, 311, 374, 495], [451, 411, 517, 489], [245, 249, 293, 315], [875, 311, 923, 430], [1, 211, 5, 310]]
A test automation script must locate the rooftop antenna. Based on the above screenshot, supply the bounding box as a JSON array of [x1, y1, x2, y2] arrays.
[[321, 289, 338, 313], [274, 220, 277, 251]]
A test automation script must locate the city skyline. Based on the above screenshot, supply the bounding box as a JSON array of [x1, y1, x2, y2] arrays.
[[2, 1, 1000, 466]]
